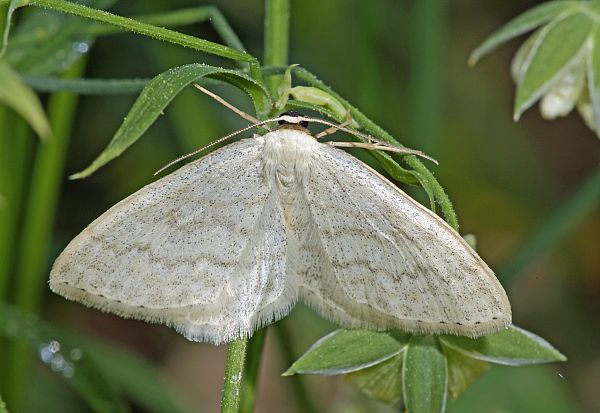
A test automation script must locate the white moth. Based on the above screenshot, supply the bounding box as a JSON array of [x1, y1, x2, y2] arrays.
[[50, 114, 511, 344]]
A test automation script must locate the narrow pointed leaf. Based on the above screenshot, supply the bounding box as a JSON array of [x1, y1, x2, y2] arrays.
[[514, 12, 593, 120], [0, 60, 51, 139], [70, 63, 270, 179], [25, 76, 151, 95], [284, 330, 406, 376], [442, 343, 489, 400], [0, 392, 7, 413], [402, 335, 448, 413], [469, 1, 580, 65], [346, 353, 404, 405], [440, 325, 566, 366], [587, 27, 600, 136], [25, 0, 252, 62]]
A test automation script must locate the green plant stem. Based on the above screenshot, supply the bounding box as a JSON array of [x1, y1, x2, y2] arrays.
[[0, 114, 31, 297], [219, 3, 290, 412], [221, 338, 249, 413], [408, 0, 447, 154], [0, 0, 253, 61], [239, 329, 267, 413], [0, 110, 31, 392], [264, 0, 290, 96], [6, 58, 85, 412], [499, 163, 600, 283]]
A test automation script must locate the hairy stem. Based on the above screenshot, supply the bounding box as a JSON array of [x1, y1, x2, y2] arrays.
[[264, 0, 290, 96], [220, 2, 290, 412], [221, 338, 249, 413]]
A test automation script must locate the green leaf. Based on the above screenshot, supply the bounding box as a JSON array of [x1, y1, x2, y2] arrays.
[[284, 330, 406, 376], [402, 335, 448, 413], [443, 343, 489, 400], [346, 353, 404, 405], [23, 0, 252, 61], [514, 12, 594, 120], [511, 27, 545, 84], [469, 0, 580, 65], [440, 325, 567, 366], [70, 63, 271, 179], [289, 86, 349, 120], [25, 76, 151, 95], [587, 27, 600, 136], [0, 60, 51, 139]]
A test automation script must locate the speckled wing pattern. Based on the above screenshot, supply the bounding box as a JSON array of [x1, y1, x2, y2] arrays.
[[298, 144, 511, 337], [51, 128, 511, 344], [50, 137, 297, 343]]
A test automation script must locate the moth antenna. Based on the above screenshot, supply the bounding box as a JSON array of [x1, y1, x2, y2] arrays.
[[326, 141, 439, 165], [192, 84, 268, 129], [154, 118, 277, 176], [292, 116, 438, 165]]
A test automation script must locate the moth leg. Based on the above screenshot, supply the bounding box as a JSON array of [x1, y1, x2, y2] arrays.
[[315, 112, 353, 139]]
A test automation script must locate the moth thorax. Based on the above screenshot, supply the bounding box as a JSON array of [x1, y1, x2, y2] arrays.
[[262, 129, 316, 192]]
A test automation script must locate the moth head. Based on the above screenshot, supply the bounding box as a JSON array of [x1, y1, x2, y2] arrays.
[[278, 111, 309, 129]]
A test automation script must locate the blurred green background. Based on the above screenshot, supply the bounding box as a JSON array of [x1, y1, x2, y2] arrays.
[[1, 0, 599, 412]]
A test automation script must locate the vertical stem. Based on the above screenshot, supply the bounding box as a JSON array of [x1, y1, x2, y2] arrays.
[[221, 338, 248, 413], [5, 58, 85, 412], [264, 0, 290, 96], [0, 109, 32, 394], [0, 110, 31, 301], [219, 2, 291, 412], [407, 0, 447, 154]]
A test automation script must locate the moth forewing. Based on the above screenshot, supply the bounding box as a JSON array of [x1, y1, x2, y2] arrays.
[[50, 116, 511, 344]]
